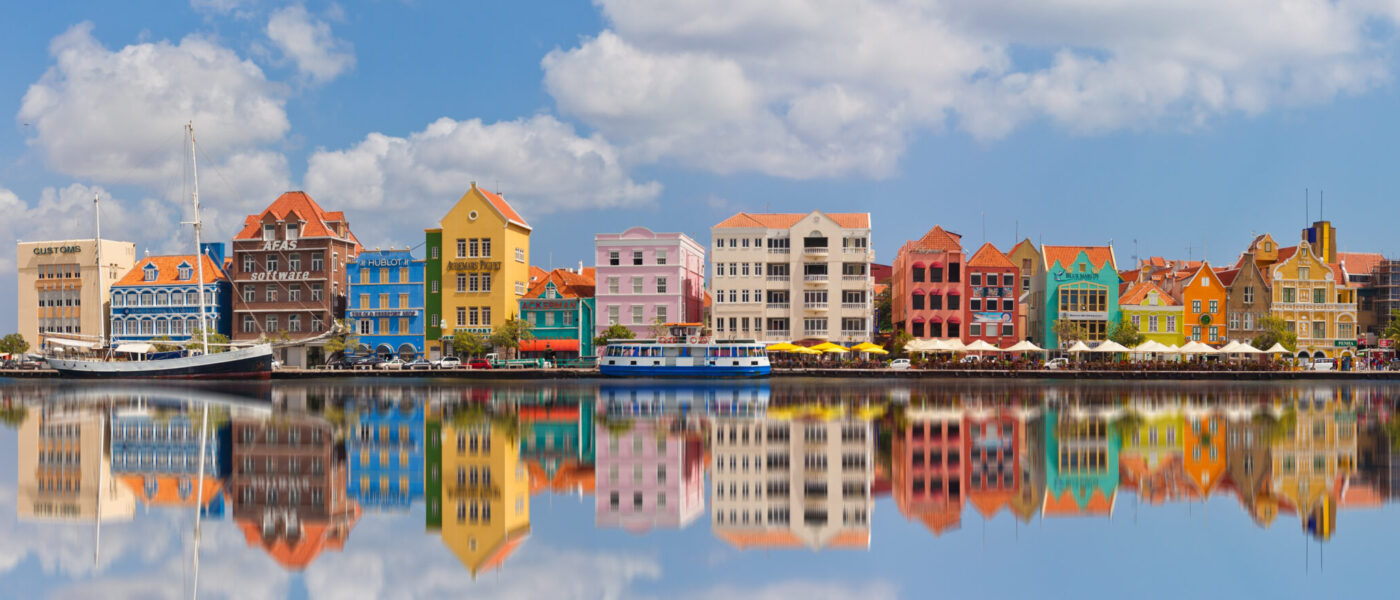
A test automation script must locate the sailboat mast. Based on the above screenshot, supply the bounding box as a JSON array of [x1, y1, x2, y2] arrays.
[[188, 123, 210, 355], [94, 193, 105, 350], [191, 401, 210, 599]]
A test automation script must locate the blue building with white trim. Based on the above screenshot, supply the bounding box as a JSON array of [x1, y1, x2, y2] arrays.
[[346, 248, 426, 359], [111, 410, 232, 517], [109, 243, 233, 345], [346, 400, 425, 510]]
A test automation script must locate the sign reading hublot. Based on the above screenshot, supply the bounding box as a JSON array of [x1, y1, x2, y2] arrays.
[[447, 260, 501, 271], [33, 245, 82, 255], [360, 257, 411, 268]]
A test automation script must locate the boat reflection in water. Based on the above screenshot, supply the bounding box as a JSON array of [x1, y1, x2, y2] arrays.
[[0, 379, 1391, 594]]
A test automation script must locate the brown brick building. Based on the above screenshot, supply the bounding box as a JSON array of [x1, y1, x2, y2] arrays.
[[230, 191, 360, 366]]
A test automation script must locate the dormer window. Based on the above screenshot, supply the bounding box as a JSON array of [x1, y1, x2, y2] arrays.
[[286, 223, 300, 241], [544, 283, 558, 299], [263, 224, 276, 241], [143, 265, 158, 282], [177, 262, 192, 281]]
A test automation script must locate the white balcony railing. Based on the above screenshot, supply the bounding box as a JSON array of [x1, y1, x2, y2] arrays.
[[803, 303, 829, 310], [767, 275, 791, 283], [767, 302, 790, 310], [768, 248, 791, 255], [766, 329, 791, 338], [840, 330, 867, 338], [803, 246, 830, 255], [841, 302, 866, 310], [842, 274, 870, 282], [803, 274, 829, 283]]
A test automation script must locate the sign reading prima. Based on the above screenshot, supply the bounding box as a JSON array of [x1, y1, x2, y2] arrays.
[[447, 260, 501, 271], [249, 272, 312, 281], [33, 245, 82, 255]]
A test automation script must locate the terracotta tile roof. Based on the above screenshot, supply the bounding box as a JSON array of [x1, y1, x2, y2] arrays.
[[525, 269, 595, 299], [1120, 281, 1177, 306], [910, 226, 963, 253], [1216, 268, 1240, 286], [478, 185, 531, 230], [1042, 245, 1115, 271], [581, 266, 596, 281], [237, 504, 361, 570], [1009, 238, 1038, 258], [118, 474, 223, 507], [1276, 246, 1297, 262], [1043, 488, 1114, 516], [115, 254, 227, 287], [1339, 252, 1385, 277], [703, 290, 712, 308], [528, 265, 549, 283], [234, 191, 358, 243], [714, 528, 868, 549], [1148, 256, 1167, 268], [714, 211, 870, 229], [1118, 269, 1141, 283], [969, 490, 1015, 519], [966, 242, 1014, 268]]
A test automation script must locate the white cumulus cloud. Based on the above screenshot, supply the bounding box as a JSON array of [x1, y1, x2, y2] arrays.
[[266, 5, 356, 83]]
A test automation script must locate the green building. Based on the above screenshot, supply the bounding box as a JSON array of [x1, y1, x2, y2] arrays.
[[516, 269, 596, 361]]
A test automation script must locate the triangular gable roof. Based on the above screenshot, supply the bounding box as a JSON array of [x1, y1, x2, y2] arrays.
[[524, 269, 595, 299], [967, 242, 1014, 268], [1120, 281, 1177, 306], [1042, 487, 1115, 516], [910, 226, 963, 253], [115, 254, 228, 287], [477, 185, 531, 230], [471, 524, 531, 576], [528, 265, 549, 283], [234, 191, 359, 245], [1042, 245, 1116, 272], [713, 527, 869, 549], [1216, 268, 1240, 286], [1009, 238, 1038, 256], [714, 211, 870, 229], [1182, 261, 1225, 289], [1339, 252, 1385, 278]]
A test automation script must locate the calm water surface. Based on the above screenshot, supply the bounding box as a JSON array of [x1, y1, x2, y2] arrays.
[[0, 377, 1396, 599]]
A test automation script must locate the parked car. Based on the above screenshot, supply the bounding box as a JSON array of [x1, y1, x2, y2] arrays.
[[1045, 357, 1071, 370], [959, 355, 983, 364], [1307, 359, 1336, 372], [324, 356, 358, 370], [379, 358, 406, 370], [271, 359, 282, 370], [467, 358, 493, 370], [889, 358, 911, 370], [406, 358, 433, 370], [436, 357, 462, 369], [12, 356, 45, 370], [356, 357, 387, 370]]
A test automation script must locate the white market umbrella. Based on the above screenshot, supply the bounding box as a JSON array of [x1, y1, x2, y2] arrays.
[[1132, 340, 1171, 353], [940, 338, 967, 353], [1066, 341, 1092, 353], [1265, 343, 1291, 354], [964, 339, 1002, 352], [1179, 341, 1219, 354], [1091, 340, 1131, 353], [1005, 340, 1043, 352]]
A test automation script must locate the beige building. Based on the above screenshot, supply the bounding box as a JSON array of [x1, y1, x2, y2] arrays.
[[710, 211, 873, 344], [710, 414, 873, 550], [17, 408, 135, 522], [16, 239, 135, 351]]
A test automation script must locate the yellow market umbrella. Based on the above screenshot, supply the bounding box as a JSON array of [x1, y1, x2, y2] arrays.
[[792, 346, 822, 355], [861, 347, 890, 355], [851, 342, 888, 354], [766, 342, 802, 352], [810, 342, 850, 353]]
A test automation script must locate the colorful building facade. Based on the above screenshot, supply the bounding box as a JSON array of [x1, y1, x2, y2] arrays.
[[1035, 245, 1121, 348], [346, 248, 426, 359], [595, 418, 705, 531], [109, 244, 232, 346], [426, 183, 532, 359], [111, 410, 230, 516], [1120, 282, 1183, 346], [518, 269, 596, 360], [892, 408, 964, 536], [1173, 263, 1228, 345], [1222, 255, 1272, 343], [441, 421, 531, 577], [892, 226, 965, 340], [594, 227, 706, 338], [964, 242, 1020, 345], [16, 238, 136, 351], [1007, 239, 1042, 345], [346, 401, 425, 511], [1265, 240, 1358, 359], [1043, 409, 1119, 517]]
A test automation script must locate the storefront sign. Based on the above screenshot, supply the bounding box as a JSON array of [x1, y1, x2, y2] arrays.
[[1334, 340, 1357, 347], [249, 271, 311, 281], [447, 260, 502, 271], [360, 257, 410, 268], [350, 310, 417, 318], [1053, 271, 1098, 283], [972, 312, 1011, 324], [262, 240, 298, 251], [521, 299, 575, 310], [1059, 311, 1106, 320], [1382, 339, 1394, 348], [33, 245, 82, 255], [453, 327, 493, 334]]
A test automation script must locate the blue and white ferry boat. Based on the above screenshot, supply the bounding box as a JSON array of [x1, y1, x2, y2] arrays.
[[598, 323, 771, 378]]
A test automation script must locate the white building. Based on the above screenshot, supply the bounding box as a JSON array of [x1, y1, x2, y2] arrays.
[[709, 211, 873, 343]]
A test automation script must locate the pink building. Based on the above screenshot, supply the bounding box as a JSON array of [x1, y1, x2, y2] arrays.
[[595, 420, 705, 532], [892, 226, 966, 339], [595, 227, 706, 339]]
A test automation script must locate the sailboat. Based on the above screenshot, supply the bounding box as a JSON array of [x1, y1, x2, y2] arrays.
[[47, 124, 274, 380]]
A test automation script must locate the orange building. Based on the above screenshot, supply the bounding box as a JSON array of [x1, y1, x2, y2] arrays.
[[1173, 262, 1229, 345], [1183, 414, 1227, 497]]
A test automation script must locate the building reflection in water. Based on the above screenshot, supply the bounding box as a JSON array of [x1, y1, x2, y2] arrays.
[[5, 379, 1398, 582]]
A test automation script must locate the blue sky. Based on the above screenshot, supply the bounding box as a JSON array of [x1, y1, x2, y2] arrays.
[[7, 0, 1400, 334]]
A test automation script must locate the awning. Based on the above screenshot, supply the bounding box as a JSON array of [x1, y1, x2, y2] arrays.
[[947, 315, 962, 324], [947, 289, 962, 295], [115, 343, 155, 354], [47, 338, 98, 349], [519, 339, 580, 353], [911, 316, 926, 323], [912, 261, 926, 269]]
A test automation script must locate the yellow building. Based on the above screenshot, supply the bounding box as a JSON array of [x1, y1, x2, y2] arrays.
[[1119, 282, 1184, 347], [441, 422, 530, 577], [1265, 240, 1358, 360], [16, 238, 135, 351], [426, 183, 532, 358], [1270, 391, 1355, 540]]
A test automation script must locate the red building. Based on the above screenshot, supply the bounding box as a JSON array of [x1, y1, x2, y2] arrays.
[[964, 411, 1019, 520], [230, 415, 360, 570], [892, 226, 965, 339], [230, 191, 361, 367], [964, 243, 1020, 345], [892, 411, 965, 536]]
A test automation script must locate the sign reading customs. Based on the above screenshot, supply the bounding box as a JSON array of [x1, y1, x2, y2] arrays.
[[33, 245, 82, 255]]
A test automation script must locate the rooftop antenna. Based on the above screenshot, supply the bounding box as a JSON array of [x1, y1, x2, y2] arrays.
[[1305, 188, 1309, 226], [1132, 239, 1139, 266], [1320, 190, 1324, 221], [981, 211, 986, 246]]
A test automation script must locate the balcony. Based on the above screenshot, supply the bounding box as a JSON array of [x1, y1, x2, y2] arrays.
[[841, 302, 867, 310], [766, 302, 790, 310], [803, 246, 830, 256], [840, 329, 867, 338], [766, 274, 791, 283], [842, 274, 872, 284], [803, 274, 829, 284], [803, 303, 829, 311], [766, 329, 791, 339], [768, 247, 791, 255]]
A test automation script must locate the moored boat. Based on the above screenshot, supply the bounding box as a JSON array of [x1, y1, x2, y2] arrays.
[[46, 344, 274, 379], [598, 323, 771, 378]]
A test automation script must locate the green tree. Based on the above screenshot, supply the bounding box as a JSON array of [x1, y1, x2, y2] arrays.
[[648, 316, 671, 339], [322, 319, 360, 357], [892, 330, 913, 357], [1251, 315, 1298, 352], [1382, 309, 1400, 349], [149, 336, 182, 352], [592, 323, 635, 351], [452, 331, 490, 358], [187, 323, 231, 353], [875, 288, 892, 333], [0, 405, 27, 430], [1053, 319, 1090, 347], [1108, 319, 1145, 348], [0, 333, 30, 355], [490, 315, 534, 359]]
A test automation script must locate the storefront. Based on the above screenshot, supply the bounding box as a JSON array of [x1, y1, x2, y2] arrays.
[[1037, 246, 1121, 348], [346, 249, 426, 359], [517, 269, 596, 360], [16, 239, 136, 351]]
